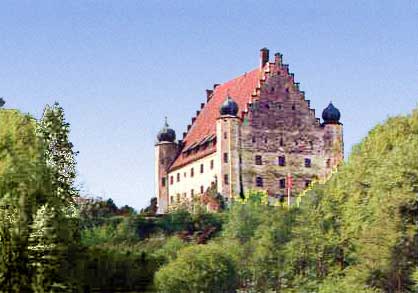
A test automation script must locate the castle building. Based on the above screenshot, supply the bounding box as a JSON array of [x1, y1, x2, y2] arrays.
[[155, 48, 343, 213]]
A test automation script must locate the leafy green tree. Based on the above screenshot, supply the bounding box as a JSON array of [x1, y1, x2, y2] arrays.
[[28, 204, 71, 292], [37, 102, 78, 208], [154, 243, 238, 292], [0, 110, 49, 291]]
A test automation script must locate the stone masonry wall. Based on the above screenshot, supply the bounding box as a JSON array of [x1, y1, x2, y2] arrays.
[[239, 61, 342, 198]]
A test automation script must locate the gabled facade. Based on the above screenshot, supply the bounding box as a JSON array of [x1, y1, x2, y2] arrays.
[[155, 48, 343, 213]]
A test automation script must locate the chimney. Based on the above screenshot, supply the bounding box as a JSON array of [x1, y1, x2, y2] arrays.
[[260, 48, 269, 69], [183, 132, 187, 139], [196, 110, 200, 116], [213, 84, 220, 89], [200, 103, 205, 109]]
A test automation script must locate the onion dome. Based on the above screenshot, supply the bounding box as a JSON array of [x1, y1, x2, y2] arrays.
[[220, 96, 239, 116], [322, 102, 341, 124], [157, 117, 176, 142]]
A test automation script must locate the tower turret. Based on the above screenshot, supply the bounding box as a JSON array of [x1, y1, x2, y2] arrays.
[[155, 117, 178, 213], [322, 102, 343, 174], [216, 96, 242, 202]]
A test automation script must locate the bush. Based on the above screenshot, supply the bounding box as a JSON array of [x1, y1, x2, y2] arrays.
[[154, 244, 238, 292]]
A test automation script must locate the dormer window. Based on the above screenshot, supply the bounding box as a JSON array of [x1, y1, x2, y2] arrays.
[[305, 158, 312, 168]]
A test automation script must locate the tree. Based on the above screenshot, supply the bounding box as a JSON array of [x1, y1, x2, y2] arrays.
[[37, 102, 78, 209], [154, 244, 238, 292], [0, 110, 49, 291]]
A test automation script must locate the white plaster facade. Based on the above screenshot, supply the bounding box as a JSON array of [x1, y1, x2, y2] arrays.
[[167, 153, 217, 204]]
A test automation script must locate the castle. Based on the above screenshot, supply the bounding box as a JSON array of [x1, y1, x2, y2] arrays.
[[155, 48, 343, 213]]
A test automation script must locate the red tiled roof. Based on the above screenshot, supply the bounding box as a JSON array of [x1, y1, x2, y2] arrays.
[[169, 68, 261, 170]]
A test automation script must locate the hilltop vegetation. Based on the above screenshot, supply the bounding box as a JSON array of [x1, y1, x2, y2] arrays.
[[0, 105, 417, 292]]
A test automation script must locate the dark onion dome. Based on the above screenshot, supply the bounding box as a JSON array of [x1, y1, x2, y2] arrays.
[[220, 96, 239, 116], [322, 102, 341, 124], [157, 117, 176, 142]]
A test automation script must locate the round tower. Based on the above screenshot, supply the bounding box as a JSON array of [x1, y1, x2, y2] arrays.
[[155, 118, 178, 213], [216, 96, 242, 202], [322, 102, 344, 173]]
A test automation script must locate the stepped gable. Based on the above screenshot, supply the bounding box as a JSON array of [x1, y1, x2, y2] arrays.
[[169, 68, 260, 171]]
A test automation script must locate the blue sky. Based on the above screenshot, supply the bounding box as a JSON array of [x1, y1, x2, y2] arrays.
[[1, 1, 416, 210]]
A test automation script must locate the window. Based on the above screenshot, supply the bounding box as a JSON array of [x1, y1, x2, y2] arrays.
[[160, 159, 165, 165], [210, 160, 214, 170], [278, 156, 286, 166], [170, 196, 174, 203], [292, 104, 295, 110], [252, 136, 256, 143], [264, 137, 268, 143], [326, 159, 331, 168], [170, 176, 174, 185], [305, 158, 311, 168], [255, 155, 262, 165], [224, 174, 229, 185], [176, 194, 180, 202], [191, 168, 194, 177], [305, 180, 312, 188], [162, 178, 166, 187], [223, 153, 229, 163], [191, 189, 194, 198], [184, 172, 187, 178], [256, 176, 263, 187], [224, 132, 227, 139], [200, 164, 204, 173], [279, 178, 286, 189], [177, 173, 180, 182], [200, 185, 204, 194], [279, 137, 284, 146]]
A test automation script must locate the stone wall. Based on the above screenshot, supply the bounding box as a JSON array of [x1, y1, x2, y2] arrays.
[[239, 61, 343, 198]]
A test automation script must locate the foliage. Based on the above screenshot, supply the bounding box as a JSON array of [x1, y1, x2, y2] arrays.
[[154, 243, 238, 293]]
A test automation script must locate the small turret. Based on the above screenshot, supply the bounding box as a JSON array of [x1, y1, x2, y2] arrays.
[[219, 96, 239, 116], [322, 102, 341, 124], [157, 117, 176, 143]]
